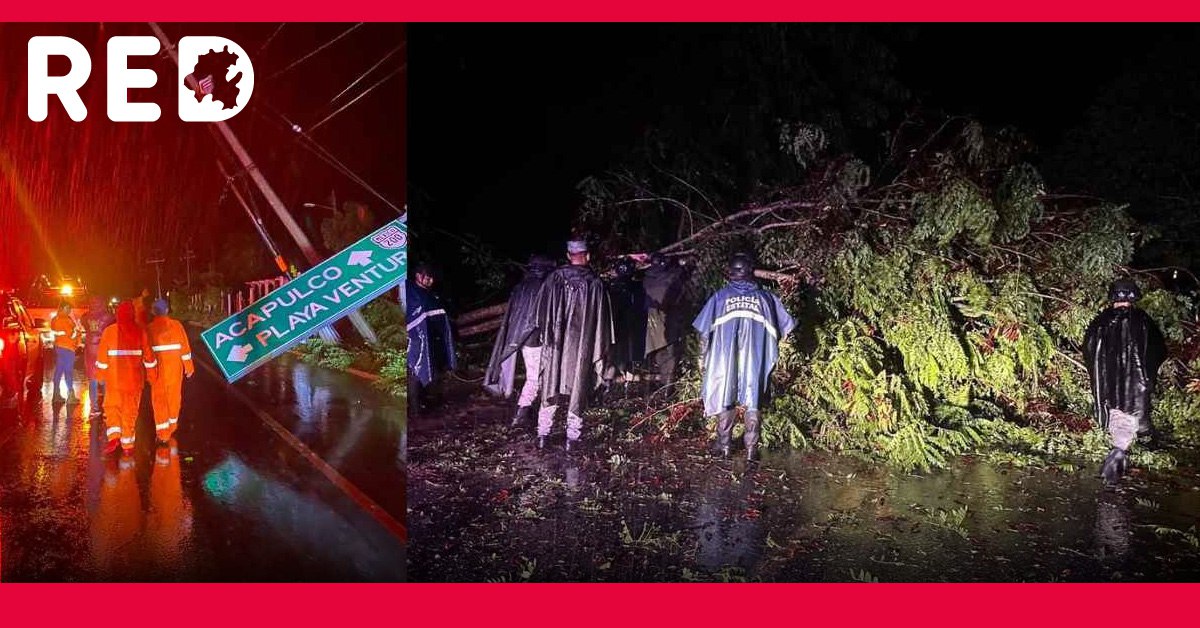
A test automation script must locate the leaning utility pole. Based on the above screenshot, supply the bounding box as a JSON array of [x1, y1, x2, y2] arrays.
[[218, 160, 291, 274], [181, 243, 196, 288], [149, 22, 378, 345], [146, 251, 165, 298], [219, 160, 341, 344]]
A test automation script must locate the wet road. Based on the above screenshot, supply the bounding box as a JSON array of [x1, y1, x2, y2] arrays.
[[409, 382, 1200, 582], [0, 334, 405, 582]]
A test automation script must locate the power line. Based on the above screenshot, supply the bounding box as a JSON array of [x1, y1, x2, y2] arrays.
[[326, 43, 404, 109], [254, 104, 403, 214], [266, 23, 363, 80], [258, 23, 286, 54], [309, 66, 403, 133]]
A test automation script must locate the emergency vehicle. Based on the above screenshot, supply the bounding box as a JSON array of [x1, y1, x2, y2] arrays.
[[1, 290, 45, 408], [25, 275, 92, 351]]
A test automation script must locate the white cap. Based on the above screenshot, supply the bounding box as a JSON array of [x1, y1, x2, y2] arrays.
[[566, 240, 588, 254]]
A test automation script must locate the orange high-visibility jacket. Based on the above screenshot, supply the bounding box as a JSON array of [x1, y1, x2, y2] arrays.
[[50, 313, 80, 351], [146, 315, 194, 381], [94, 324, 156, 389], [146, 315, 193, 438]]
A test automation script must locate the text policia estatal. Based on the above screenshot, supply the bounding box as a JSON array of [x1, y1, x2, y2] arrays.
[[211, 251, 405, 351]]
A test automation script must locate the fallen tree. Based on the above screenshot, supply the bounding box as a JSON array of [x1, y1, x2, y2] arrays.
[[562, 117, 1200, 471], [453, 117, 1199, 472]]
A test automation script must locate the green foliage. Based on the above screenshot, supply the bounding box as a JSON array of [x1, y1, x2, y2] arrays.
[[881, 419, 983, 472], [882, 299, 971, 404], [913, 178, 996, 247], [824, 236, 913, 319], [296, 338, 355, 371], [1042, 204, 1134, 293], [1045, 288, 1102, 346], [994, 163, 1043, 243], [580, 114, 1200, 473], [374, 347, 408, 399], [362, 298, 407, 347], [778, 121, 828, 169], [1139, 289, 1196, 345]]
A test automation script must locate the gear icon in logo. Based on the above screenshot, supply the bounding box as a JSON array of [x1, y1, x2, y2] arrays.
[[185, 46, 243, 110]]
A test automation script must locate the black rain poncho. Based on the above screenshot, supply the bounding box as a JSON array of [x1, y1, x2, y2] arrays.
[[694, 280, 795, 416], [535, 264, 613, 416], [483, 262, 552, 397], [606, 274, 647, 375], [643, 262, 688, 357], [1083, 305, 1166, 433]]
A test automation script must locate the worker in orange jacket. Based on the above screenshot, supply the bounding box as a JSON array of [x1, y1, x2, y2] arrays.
[[49, 301, 81, 402], [95, 301, 157, 455], [146, 299, 194, 443]]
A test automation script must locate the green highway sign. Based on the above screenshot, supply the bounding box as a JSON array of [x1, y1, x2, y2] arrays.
[[201, 219, 407, 382]]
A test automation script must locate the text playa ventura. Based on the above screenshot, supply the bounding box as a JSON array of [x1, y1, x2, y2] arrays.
[[200, 218, 409, 381], [212, 252, 404, 348]]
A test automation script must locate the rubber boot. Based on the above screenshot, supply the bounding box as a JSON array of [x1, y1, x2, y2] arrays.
[[715, 409, 736, 459], [511, 405, 532, 428], [744, 410, 761, 462], [1100, 448, 1127, 487], [537, 436, 547, 450]]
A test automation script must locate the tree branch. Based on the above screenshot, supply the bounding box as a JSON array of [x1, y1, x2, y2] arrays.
[[658, 199, 818, 254]]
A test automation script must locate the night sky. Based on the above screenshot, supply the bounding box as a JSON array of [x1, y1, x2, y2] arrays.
[[409, 24, 1198, 307], [0, 22, 404, 295]]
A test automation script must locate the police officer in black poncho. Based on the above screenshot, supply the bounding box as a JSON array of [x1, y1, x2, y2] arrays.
[[603, 257, 647, 397], [694, 252, 796, 461], [483, 254, 556, 427], [533, 239, 613, 451], [406, 262, 456, 417], [1083, 279, 1167, 486]]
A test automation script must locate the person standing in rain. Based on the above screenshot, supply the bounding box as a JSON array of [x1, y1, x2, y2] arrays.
[[1083, 279, 1167, 486], [49, 300, 81, 402], [483, 254, 556, 428], [533, 239, 612, 451], [694, 252, 795, 461], [95, 301, 156, 455], [643, 252, 688, 394], [146, 299, 194, 444], [406, 262, 456, 416], [81, 296, 115, 415], [602, 257, 647, 398]]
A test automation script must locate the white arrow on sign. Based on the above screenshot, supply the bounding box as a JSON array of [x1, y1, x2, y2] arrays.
[[228, 344, 253, 363], [348, 250, 373, 267]]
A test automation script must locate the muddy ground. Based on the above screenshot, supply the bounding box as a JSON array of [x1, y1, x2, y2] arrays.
[[408, 378, 1200, 582]]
